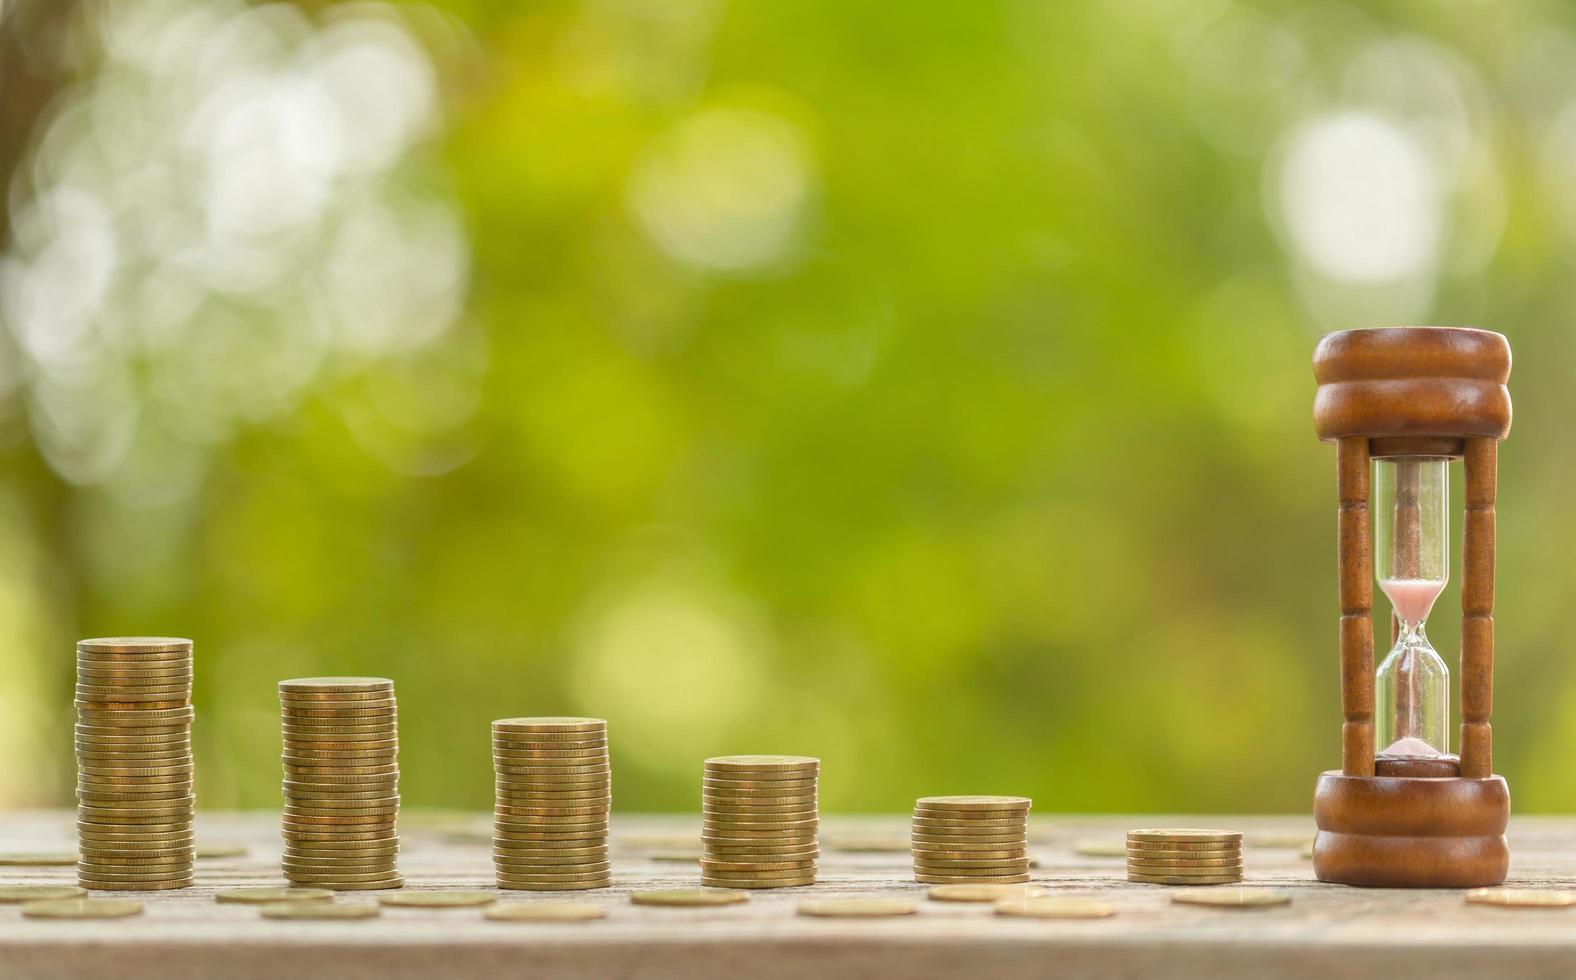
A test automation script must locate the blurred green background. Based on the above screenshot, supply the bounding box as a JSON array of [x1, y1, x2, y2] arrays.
[[1, 0, 1574, 814]]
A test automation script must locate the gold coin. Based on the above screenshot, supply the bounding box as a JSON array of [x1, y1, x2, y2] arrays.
[[928, 883, 1047, 902], [281, 728, 397, 740], [701, 859, 816, 873], [1128, 863, 1248, 882], [486, 901, 605, 922], [78, 849, 193, 864], [493, 717, 605, 733], [297, 877, 406, 891], [493, 843, 608, 858], [1124, 846, 1241, 859], [494, 805, 610, 820], [911, 818, 1026, 833], [78, 637, 191, 653], [704, 816, 818, 829], [1464, 888, 1576, 908], [77, 827, 193, 843], [703, 785, 815, 799], [496, 863, 613, 880], [493, 747, 608, 761], [283, 838, 400, 852], [914, 872, 1031, 885], [706, 848, 820, 862], [281, 855, 400, 870], [0, 886, 87, 903], [1126, 872, 1243, 885], [704, 803, 818, 817], [1127, 829, 1242, 844], [1173, 887, 1292, 908], [77, 870, 193, 884], [699, 865, 818, 881], [1126, 840, 1243, 854], [216, 887, 335, 904], [286, 806, 400, 819], [494, 832, 609, 846], [494, 853, 610, 868], [825, 835, 909, 853], [280, 688, 394, 702], [911, 846, 1026, 859], [0, 852, 77, 866], [798, 899, 914, 918], [912, 837, 1027, 851], [996, 897, 1116, 919], [699, 875, 815, 889], [915, 795, 1032, 810], [74, 705, 194, 722], [379, 891, 497, 908], [704, 755, 818, 772], [281, 704, 399, 719], [497, 879, 609, 891], [23, 898, 143, 919], [80, 878, 191, 892], [284, 870, 403, 885], [703, 777, 818, 791], [279, 677, 393, 693], [492, 731, 609, 744], [261, 901, 380, 919], [630, 889, 749, 907]]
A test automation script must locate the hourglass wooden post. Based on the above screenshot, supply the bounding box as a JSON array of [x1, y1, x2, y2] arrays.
[[1312, 326, 1512, 888]]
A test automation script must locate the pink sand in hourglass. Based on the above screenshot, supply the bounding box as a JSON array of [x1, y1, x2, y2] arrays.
[[1379, 578, 1444, 626]]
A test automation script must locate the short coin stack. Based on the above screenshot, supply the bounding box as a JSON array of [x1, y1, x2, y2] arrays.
[[493, 717, 611, 890], [279, 678, 402, 890], [1126, 829, 1243, 884], [76, 637, 196, 891], [701, 755, 820, 889], [911, 795, 1031, 884]]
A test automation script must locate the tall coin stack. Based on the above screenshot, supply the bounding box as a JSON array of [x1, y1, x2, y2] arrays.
[[279, 678, 402, 890], [492, 717, 612, 890], [76, 637, 196, 891], [701, 755, 820, 889], [1126, 829, 1243, 884], [911, 795, 1032, 884]]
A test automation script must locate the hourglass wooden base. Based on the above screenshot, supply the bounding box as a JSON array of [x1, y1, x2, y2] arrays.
[[1313, 770, 1510, 888]]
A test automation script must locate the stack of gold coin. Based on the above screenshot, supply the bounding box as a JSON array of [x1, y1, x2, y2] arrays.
[[279, 678, 401, 890], [492, 718, 611, 890], [76, 637, 196, 891], [701, 755, 819, 889], [1126, 829, 1243, 884], [911, 796, 1031, 884]]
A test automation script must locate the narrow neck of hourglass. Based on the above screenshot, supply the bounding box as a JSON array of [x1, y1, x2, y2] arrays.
[[1379, 577, 1444, 633]]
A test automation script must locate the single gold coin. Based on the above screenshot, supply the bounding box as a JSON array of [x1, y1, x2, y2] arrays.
[[23, 898, 143, 919], [1126, 861, 1244, 874], [0, 852, 77, 866], [1127, 857, 1244, 869], [79, 878, 192, 892], [497, 879, 609, 891], [704, 755, 818, 770], [1172, 887, 1292, 908], [261, 901, 380, 919], [1464, 888, 1576, 908], [0, 886, 86, 903], [1127, 829, 1242, 844], [292, 877, 405, 891], [487, 901, 606, 921], [631, 889, 749, 907], [279, 677, 393, 694], [915, 872, 1031, 885], [1126, 840, 1243, 854], [216, 887, 335, 905], [78, 636, 191, 652], [928, 883, 1048, 902], [916, 795, 1032, 810], [995, 897, 1116, 919], [493, 717, 606, 733], [798, 899, 915, 918], [700, 875, 815, 889], [1126, 872, 1243, 885], [1124, 846, 1241, 859], [379, 891, 497, 908]]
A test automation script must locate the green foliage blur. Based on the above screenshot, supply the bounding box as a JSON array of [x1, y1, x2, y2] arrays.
[[3, 0, 1576, 814]]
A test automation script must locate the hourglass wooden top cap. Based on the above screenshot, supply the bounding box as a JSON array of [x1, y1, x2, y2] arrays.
[[1313, 327, 1512, 442]]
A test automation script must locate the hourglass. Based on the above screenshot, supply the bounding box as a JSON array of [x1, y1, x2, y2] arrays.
[[1311, 326, 1512, 888]]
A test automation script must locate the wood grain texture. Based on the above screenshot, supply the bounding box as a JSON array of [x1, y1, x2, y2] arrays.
[[1460, 437, 1497, 779], [3, 811, 1576, 980], [1336, 437, 1374, 777]]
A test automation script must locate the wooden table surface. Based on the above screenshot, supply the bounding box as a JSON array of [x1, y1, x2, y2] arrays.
[[2, 810, 1576, 979]]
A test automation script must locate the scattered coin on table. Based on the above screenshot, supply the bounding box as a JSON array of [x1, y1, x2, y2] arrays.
[[261, 902, 380, 919], [487, 901, 606, 922], [0, 853, 77, 867], [798, 899, 916, 918], [23, 898, 143, 919], [379, 891, 497, 908], [995, 897, 1116, 919], [929, 883, 1048, 903], [1464, 888, 1576, 908], [1172, 887, 1291, 909], [631, 889, 749, 907], [0, 886, 85, 903], [216, 887, 335, 905]]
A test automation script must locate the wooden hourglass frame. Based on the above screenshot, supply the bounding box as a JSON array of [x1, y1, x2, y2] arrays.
[[1311, 326, 1511, 888]]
